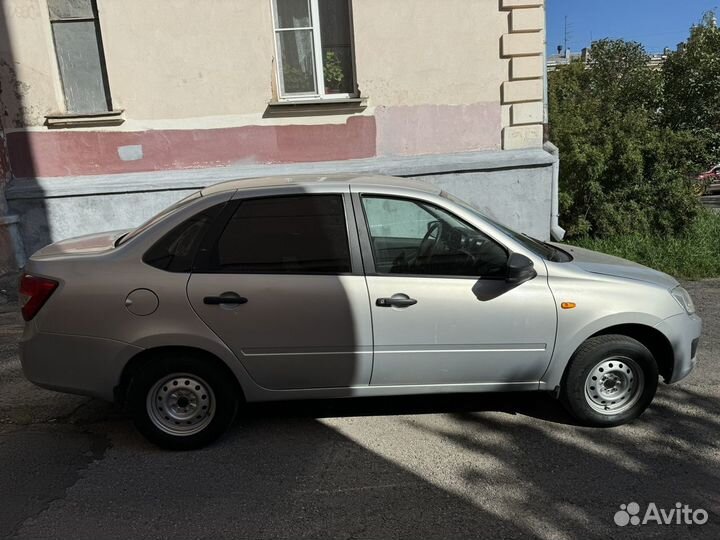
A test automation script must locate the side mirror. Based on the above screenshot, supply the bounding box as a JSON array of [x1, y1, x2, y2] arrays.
[[506, 253, 537, 284]]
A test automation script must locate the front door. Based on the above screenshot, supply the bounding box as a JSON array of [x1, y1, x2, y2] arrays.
[[187, 194, 372, 390], [356, 194, 557, 386]]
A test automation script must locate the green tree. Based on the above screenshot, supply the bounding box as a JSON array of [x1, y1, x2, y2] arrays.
[[549, 39, 701, 238], [662, 12, 720, 131], [661, 11, 720, 166]]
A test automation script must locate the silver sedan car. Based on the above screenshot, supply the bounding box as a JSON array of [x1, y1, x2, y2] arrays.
[[19, 175, 701, 449]]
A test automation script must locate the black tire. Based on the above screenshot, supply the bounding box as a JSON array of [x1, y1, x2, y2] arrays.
[[127, 352, 240, 450], [560, 335, 658, 427]]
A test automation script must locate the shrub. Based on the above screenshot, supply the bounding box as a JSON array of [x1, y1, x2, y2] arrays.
[[566, 210, 720, 280], [550, 40, 705, 239]]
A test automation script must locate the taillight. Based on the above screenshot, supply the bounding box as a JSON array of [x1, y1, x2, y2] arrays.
[[19, 274, 58, 321]]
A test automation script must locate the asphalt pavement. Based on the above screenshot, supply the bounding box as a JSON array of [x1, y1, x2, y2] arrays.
[[701, 184, 720, 209], [1, 281, 719, 539]]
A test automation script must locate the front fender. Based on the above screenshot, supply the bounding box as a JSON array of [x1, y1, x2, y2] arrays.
[[540, 311, 665, 390]]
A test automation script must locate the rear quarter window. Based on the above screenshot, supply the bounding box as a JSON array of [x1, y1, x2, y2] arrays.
[[143, 203, 225, 272]]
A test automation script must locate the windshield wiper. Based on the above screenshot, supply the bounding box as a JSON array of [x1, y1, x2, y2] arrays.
[[542, 241, 572, 262], [520, 233, 565, 261], [521, 233, 552, 252]]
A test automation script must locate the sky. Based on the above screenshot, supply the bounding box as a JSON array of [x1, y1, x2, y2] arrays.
[[547, 0, 719, 55]]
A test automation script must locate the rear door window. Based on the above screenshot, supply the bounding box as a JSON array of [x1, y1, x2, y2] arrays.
[[206, 195, 352, 274]]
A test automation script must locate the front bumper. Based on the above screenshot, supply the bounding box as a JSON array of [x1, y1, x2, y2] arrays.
[[655, 312, 702, 384]]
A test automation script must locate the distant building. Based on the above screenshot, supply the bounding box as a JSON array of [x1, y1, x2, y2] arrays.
[[547, 46, 672, 72], [546, 48, 588, 72]]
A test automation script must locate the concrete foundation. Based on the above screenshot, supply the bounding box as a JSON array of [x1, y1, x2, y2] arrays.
[[8, 148, 555, 259]]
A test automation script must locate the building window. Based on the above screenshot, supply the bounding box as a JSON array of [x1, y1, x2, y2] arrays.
[[272, 0, 356, 99], [48, 0, 112, 114]]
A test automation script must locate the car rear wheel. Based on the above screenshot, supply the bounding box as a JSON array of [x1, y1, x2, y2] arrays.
[[560, 335, 658, 427], [127, 353, 239, 449]]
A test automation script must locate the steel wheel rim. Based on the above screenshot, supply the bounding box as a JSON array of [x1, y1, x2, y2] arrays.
[[146, 373, 215, 436], [584, 356, 645, 415]]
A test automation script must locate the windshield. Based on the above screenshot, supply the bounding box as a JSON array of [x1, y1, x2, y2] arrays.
[[440, 191, 571, 262], [117, 191, 202, 246]]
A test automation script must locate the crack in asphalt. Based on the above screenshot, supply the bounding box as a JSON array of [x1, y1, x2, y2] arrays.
[[0, 400, 91, 426], [3, 428, 110, 540]]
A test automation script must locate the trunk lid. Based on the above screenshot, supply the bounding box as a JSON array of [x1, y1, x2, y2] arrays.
[[30, 230, 130, 260]]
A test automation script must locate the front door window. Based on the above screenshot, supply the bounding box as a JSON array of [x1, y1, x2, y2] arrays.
[[361, 196, 509, 278]]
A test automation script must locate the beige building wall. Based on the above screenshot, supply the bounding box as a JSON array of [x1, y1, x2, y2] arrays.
[[2, 0, 516, 121], [103, 0, 511, 122], [0, 0, 62, 128], [354, 0, 508, 107], [0, 0, 546, 179], [354, 0, 508, 155], [99, 0, 275, 121]]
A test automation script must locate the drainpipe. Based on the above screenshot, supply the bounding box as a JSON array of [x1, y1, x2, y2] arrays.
[[544, 141, 565, 241], [541, 6, 564, 241]]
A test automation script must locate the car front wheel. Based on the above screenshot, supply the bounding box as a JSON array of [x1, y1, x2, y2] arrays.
[[560, 335, 658, 427], [127, 353, 239, 450]]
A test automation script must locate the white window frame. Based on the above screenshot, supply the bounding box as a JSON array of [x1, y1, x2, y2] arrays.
[[271, 0, 357, 101]]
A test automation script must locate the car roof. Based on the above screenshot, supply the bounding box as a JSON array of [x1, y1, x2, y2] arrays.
[[200, 174, 441, 197]]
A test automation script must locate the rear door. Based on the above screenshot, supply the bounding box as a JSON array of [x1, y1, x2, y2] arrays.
[[187, 192, 373, 390]]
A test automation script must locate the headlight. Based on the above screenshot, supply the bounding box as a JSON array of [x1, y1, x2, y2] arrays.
[[671, 286, 696, 315]]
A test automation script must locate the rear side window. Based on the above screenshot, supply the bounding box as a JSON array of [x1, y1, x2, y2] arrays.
[[207, 195, 351, 274], [143, 203, 225, 272]]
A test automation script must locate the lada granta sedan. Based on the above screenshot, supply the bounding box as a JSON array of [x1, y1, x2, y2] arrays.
[[19, 175, 701, 449]]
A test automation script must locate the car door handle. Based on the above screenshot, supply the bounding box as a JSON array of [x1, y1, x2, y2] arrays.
[[376, 294, 417, 308], [203, 294, 248, 305]]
